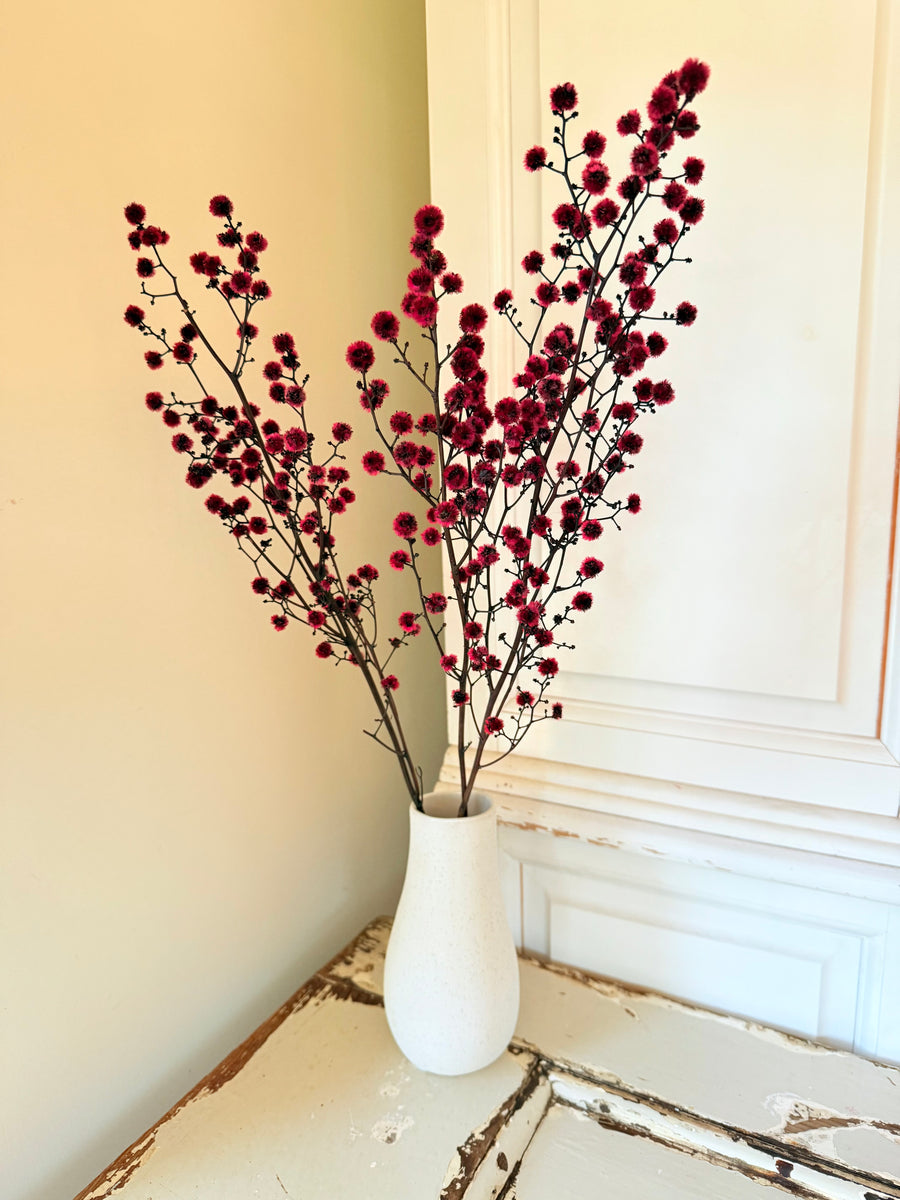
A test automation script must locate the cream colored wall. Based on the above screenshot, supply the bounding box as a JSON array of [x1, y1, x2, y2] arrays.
[[0, 4, 440, 1198]]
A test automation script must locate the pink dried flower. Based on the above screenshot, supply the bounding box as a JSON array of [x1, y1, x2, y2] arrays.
[[536, 282, 560, 307], [663, 181, 688, 210], [124, 202, 146, 225], [618, 175, 643, 202], [389, 410, 414, 435], [434, 500, 460, 527], [678, 58, 710, 100], [524, 146, 547, 171], [398, 612, 421, 635], [370, 310, 399, 341], [459, 303, 488, 333], [680, 196, 705, 224], [582, 130, 606, 156], [581, 160, 610, 195], [630, 142, 659, 177], [401, 292, 438, 327], [616, 109, 641, 136], [414, 204, 444, 237], [628, 285, 655, 313], [549, 82, 578, 113], [393, 511, 418, 538], [648, 84, 678, 122], [684, 156, 705, 185], [346, 340, 375, 372], [592, 198, 620, 227], [209, 194, 233, 217]]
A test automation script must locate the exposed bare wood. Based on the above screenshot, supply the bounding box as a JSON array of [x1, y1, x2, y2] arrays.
[[73, 972, 333, 1200], [439, 1051, 543, 1199]]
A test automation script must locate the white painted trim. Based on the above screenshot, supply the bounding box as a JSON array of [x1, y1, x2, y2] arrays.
[[544, 693, 898, 764], [520, 710, 900, 816], [438, 748, 900, 884]]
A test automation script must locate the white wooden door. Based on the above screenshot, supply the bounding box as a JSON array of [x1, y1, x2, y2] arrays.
[[426, 0, 900, 1060]]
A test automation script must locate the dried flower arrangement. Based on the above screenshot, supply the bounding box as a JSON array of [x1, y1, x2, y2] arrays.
[[123, 58, 710, 816]]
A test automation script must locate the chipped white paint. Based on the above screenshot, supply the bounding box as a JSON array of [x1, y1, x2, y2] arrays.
[[763, 1091, 900, 1179], [441, 1069, 552, 1200], [542, 1071, 883, 1200], [514, 949, 900, 1184], [76, 920, 900, 1200], [76, 958, 530, 1199], [377, 1063, 410, 1100], [510, 1104, 790, 1199], [370, 1112, 414, 1144], [765, 1093, 847, 1158]]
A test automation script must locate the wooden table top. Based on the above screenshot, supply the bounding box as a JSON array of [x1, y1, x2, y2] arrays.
[[75, 917, 900, 1199]]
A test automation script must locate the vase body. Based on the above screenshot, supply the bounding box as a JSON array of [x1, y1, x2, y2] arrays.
[[383, 790, 520, 1075]]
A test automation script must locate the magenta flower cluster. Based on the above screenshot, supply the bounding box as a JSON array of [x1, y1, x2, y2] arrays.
[[123, 58, 710, 813]]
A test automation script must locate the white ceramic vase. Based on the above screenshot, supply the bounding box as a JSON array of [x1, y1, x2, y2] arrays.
[[383, 790, 520, 1075]]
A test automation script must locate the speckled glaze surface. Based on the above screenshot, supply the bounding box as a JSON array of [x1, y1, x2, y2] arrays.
[[383, 791, 520, 1075]]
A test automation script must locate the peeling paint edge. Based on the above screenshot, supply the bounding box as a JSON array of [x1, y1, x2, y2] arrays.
[[72, 973, 334, 1200], [74, 922, 396, 1199], [553, 1090, 837, 1200], [439, 1051, 543, 1199], [546, 1064, 900, 1197]]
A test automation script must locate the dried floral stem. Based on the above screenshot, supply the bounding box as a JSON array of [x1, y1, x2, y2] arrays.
[[122, 57, 709, 816]]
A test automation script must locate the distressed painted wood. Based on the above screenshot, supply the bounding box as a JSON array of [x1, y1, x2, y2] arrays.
[[75, 919, 900, 1199]]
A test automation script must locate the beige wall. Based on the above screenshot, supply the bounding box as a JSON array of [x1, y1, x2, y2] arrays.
[[0, 4, 440, 1198]]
